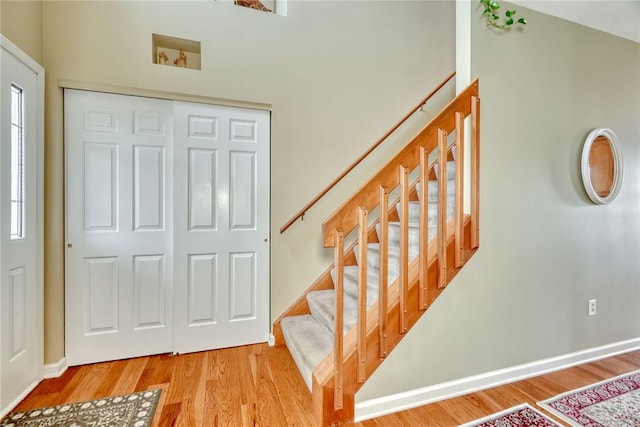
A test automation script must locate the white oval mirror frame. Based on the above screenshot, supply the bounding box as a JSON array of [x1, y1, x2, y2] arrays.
[[581, 128, 624, 204]]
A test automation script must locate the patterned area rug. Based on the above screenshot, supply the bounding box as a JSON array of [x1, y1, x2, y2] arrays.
[[538, 370, 640, 426], [0, 389, 161, 427], [459, 404, 562, 427]]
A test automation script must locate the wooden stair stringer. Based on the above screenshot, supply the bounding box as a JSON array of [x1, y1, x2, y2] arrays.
[[311, 217, 477, 426]]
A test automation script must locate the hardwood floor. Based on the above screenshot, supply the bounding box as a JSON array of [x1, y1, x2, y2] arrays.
[[10, 345, 640, 426]]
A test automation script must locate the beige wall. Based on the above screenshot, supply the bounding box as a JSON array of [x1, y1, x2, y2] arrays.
[[0, 0, 43, 64], [39, 1, 455, 364], [357, 4, 640, 402]]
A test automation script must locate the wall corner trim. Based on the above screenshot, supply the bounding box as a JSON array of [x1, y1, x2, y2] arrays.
[[354, 337, 640, 422], [44, 357, 68, 379]]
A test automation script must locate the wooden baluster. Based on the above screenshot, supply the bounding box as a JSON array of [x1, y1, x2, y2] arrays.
[[471, 96, 480, 249], [378, 187, 389, 357], [357, 208, 368, 383], [454, 111, 464, 268], [419, 147, 429, 310], [399, 166, 409, 333], [437, 129, 448, 289], [334, 229, 344, 410]]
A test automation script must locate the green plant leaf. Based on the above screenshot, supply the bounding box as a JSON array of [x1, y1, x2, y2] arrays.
[[480, 0, 527, 31]]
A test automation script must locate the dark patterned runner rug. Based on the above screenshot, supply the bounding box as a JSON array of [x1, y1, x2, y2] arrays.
[[0, 389, 161, 427], [459, 403, 562, 427], [538, 369, 640, 427]]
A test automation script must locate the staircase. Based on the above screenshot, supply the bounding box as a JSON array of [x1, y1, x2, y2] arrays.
[[274, 79, 480, 426]]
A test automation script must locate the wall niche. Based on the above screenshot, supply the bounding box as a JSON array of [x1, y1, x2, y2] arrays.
[[152, 34, 201, 70]]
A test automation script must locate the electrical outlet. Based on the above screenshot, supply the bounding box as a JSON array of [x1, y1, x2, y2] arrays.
[[588, 299, 597, 316]]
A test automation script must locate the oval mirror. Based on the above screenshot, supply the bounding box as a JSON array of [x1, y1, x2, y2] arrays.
[[581, 128, 623, 204]]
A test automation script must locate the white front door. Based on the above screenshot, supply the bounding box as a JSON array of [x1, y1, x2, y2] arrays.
[[65, 92, 270, 364], [65, 90, 174, 366], [173, 102, 270, 353], [0, 36, 44, 416]]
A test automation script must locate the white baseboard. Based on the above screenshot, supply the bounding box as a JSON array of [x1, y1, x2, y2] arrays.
[[354, 337, 640, 422], [44, 357, 68, 379], [268, 333, 276, 347], [1, 358, 65, 417], [0, 379, 39, 420]]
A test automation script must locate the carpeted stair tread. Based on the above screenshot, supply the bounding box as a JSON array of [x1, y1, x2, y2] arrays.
[[376, 222, 436, 255], [406, 200, 454, 225], [354, 243, 402, 280], [330, 265, 385, 302], [307, 289, 360, 336], [280, 314, 333, 391]]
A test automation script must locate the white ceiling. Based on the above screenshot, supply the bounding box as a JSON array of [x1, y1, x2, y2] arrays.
[[509, 0, 640, 43]]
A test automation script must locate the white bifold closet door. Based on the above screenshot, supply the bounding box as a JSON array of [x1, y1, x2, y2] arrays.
[[65, 91, 175, 365], [65, 91, 269, 366], [172, 102, 270, 354]]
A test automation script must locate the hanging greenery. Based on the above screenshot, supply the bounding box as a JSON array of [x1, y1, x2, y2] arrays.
[[479, 0, 527, 30]]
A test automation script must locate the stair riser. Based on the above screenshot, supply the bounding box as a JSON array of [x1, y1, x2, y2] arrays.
[[354, 245, 401, 280], [280, 315, 333, 391], [378, 223, 436, 255], [307, 290, 358, 336], [330, 267, 385, 301], [434, 160, 456, 180], [418, 180, 456, 203], [407, 202, 455, 224]]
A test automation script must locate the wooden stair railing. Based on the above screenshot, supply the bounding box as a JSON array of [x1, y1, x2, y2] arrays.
[[273, 79, 480, 427], [317, 79, 480, 425]]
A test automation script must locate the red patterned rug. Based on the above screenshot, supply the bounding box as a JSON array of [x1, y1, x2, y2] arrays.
[[538, 370, 640, 426], [460, 404, 562, 427]]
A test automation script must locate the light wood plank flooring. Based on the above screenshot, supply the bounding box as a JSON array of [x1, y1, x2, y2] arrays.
[[10, 345, 640, 426]]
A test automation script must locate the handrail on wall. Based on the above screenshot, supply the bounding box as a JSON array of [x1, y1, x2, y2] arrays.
[[279, 71, 457, 234]]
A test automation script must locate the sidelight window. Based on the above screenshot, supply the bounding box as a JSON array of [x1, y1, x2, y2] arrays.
[[10, 84, 25, 240]]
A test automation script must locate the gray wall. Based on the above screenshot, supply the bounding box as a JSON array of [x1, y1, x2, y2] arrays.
[[357, 3, 640, 402], [39, 0, 455, 364]]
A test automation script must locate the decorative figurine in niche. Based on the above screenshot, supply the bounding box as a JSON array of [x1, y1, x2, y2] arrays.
[[158, 50, 169, 65], [174, 50, 187, 68], [235, 0, 272, 12]]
